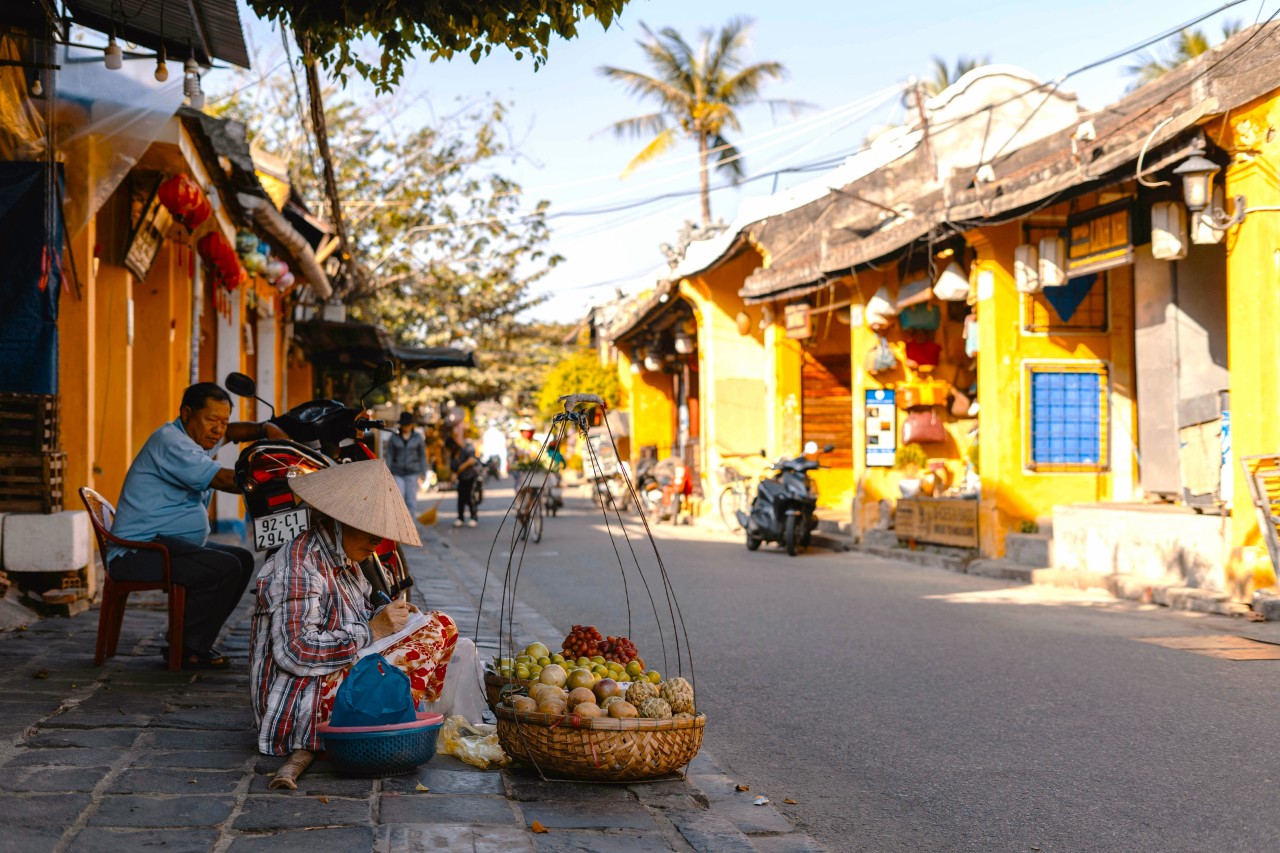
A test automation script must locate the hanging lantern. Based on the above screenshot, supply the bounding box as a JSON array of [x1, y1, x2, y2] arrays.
[[735, 311, 751, 336], [236, 230, 258, 255], [157, 174, 211, 230], [274, 271, 295, 290], [264, 257, 288, 282], [242, 251, 266, 274]]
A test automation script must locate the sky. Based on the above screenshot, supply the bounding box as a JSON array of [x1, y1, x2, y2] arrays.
[[213, 0, 1261, 322]]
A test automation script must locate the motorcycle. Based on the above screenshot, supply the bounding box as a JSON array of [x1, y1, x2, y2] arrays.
[[483, 455, 503, 482], [634, 455, 684, 523], [736, 442, 835, 556], [224, 360, 413, 603]]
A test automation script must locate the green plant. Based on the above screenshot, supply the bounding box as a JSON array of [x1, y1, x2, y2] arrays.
[[894, 443, 927, 472], [1019, 520, 1040, 534], [537, 350, 624, 420]]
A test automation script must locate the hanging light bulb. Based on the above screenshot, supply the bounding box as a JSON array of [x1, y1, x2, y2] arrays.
[[30, 76, 42, 96], [104, 33, 123, 70], [154, 45, 168, 82], [183, 56, 201, 102]]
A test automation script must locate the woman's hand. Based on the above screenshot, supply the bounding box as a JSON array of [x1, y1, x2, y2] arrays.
[[369, 599, 410, 640]]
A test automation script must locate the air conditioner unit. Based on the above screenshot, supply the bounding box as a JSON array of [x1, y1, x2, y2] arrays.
[[1039, 237, 1067, 287], [1151, 200, 1188, 260], [1015, 244, 1040, 293]]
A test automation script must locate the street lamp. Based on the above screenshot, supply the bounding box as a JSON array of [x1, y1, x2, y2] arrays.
[[1173, 154, 1218, 213], [1174, 153, 1245, 236]]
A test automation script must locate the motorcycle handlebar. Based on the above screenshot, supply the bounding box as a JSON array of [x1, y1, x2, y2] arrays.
[[355, 418, 385, 431]]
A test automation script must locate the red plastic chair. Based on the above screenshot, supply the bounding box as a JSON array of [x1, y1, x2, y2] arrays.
[[80, 487, 185, 672]]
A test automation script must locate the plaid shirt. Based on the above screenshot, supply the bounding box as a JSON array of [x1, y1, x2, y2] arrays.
[[250, 525, 375, 755]]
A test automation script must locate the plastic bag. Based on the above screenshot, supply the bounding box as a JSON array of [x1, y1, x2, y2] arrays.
[[330, 653, 417, 728], [865, 287, 898, 330], [864, 336, 897, 374], [436, 715, 510, 770]]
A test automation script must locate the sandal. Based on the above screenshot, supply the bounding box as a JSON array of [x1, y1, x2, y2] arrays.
[[181, 651, 230, 670]]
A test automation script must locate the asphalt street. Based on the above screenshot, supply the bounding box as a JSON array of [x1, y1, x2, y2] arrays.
[[441, 479, 1280, 852]]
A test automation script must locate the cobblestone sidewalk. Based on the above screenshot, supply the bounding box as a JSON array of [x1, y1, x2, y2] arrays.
[[0, 530, 825, 853]]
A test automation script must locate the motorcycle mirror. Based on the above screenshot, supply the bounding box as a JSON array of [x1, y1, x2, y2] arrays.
[[225, 372, 257, 398], [360, 359, 397, 409], [223, 372, 276, 420], [823, 443, 836, 453]]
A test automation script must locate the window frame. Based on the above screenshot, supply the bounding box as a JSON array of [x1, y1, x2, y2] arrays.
[[1023, 360, 1111, 474], [1020, 269, 1111, 336]]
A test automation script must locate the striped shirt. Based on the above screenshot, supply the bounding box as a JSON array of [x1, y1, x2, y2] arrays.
[[250, 525, 375, 755]]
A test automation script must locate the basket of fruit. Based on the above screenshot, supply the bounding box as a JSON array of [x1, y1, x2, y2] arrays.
[[486, 628, 703, 782], [477, 394, 703, 782]]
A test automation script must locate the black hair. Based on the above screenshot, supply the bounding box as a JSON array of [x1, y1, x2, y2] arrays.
[[444, 436, 459, 449], [181, 382, 232, 413]]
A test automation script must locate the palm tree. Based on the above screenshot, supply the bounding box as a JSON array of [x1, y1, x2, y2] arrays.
[[924, 55, 989, 97], [1126, 20, 1243, 85], [598, 17, 805, 225]]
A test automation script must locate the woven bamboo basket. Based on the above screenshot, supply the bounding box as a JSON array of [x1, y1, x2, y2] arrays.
[[494, 704, 705, 782], [484, 671, 533, 712]]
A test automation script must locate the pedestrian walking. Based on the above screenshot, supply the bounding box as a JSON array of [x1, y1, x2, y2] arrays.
[[446, 435, 480, 527], [385, 411, 427, 517]]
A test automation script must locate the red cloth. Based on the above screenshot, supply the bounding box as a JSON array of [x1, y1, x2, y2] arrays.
[[904, 341, 941, 367]]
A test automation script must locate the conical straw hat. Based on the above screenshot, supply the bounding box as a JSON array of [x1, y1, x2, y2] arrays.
[[289, 459, 422, 546]]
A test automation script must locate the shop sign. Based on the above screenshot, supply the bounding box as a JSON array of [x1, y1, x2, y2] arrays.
[[1067, 200, 1134, 276], [895, 497, 979, 548], [784, 303, 812, 339], [865, 388, 896, 467], [124, 188, 173, 282]]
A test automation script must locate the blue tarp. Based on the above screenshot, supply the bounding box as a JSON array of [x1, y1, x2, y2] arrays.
[[0, 161, 61, 394]]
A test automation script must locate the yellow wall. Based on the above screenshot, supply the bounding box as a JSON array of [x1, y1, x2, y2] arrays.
[[1210, 94, 1280, 582], [967, 216, 1136, 557], [681, 248, 772, 493]]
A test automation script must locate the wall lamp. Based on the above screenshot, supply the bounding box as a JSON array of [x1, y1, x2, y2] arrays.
[[1174, 154, 1245, 233]]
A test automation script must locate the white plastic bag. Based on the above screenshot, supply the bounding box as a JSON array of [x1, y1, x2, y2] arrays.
[[865, 287, 898, 330]]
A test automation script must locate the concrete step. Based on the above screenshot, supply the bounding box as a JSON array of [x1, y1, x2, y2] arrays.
[[966, 558, 1035, 582], [817, 517, 854, 536], [1005, 532, 1053, 568], [861, 529, 899, 549], [810, 529, 854, 552]]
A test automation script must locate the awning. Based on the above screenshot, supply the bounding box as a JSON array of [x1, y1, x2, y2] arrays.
[[291, 321, 475, 372], [62, 0, 250, 69]]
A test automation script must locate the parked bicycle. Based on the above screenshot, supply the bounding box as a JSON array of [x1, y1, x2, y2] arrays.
[[717, 464, 755, 533]]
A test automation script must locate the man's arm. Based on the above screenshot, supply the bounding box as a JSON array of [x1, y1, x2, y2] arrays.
[[225, 421, 289, 443], [209, 468, 240, 494]]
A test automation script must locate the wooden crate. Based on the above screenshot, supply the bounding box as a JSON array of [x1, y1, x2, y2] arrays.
[[0, 393, 60, 454], [0, 452, 65, 513]]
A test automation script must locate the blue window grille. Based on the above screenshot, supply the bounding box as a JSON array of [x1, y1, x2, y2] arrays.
[[1028, 367, 1108, 471]]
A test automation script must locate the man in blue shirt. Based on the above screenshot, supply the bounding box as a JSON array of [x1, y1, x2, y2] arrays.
[[108, 382, 285, 668]]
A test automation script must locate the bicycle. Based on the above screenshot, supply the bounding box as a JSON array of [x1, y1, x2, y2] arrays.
[[717, 465, 755, 533], [515, 484, 543, 543]]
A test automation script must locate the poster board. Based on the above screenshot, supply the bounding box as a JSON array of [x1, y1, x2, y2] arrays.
[[784, 303, 812, 339], [895, 498, 979, 548], [865, 388, 896, 467], [123, 187, 173, 282]]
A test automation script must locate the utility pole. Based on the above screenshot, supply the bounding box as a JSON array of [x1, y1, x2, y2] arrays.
[[912, 79, 938, 183]]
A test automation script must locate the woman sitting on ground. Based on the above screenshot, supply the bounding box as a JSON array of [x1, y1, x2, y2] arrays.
[[250, 459, 458, 789]]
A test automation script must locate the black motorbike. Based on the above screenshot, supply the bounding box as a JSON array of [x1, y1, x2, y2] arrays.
[[736, 443, 834, 556]]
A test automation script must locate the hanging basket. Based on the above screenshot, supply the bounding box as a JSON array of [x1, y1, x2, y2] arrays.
[[494, 705, 704, 782], [478, 393, 702, 783]]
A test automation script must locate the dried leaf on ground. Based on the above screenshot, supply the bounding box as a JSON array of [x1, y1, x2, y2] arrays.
[[753, 796, 770, 806], [316, 795, 329, 803], [530, 820, 549, 833], [32, 670, 47, 680], [784, 798, 798, 804], [415, 782, 430, 792], [735, 784, 750, 792]]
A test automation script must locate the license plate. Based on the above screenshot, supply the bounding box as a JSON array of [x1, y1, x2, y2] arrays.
[[252, 508, 309, 551]]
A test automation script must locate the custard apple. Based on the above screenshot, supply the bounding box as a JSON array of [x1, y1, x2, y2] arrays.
[[625, 680, 658, 705], [637, 697, 672, 719], [659, 677, 695, 715]]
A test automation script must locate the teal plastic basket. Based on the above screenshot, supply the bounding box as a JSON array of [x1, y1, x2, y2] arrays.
[[318, 712, 444, 777]]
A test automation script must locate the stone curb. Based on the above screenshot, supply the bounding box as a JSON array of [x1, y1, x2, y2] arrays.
[[853, 544, 1261, 620]]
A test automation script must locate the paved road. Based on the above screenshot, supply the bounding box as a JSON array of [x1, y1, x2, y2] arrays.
[[443, 479, 1280, 852]]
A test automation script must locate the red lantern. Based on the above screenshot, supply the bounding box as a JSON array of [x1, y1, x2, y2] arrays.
[[158, 174, 211, 230], [197, 231, 246, 292]]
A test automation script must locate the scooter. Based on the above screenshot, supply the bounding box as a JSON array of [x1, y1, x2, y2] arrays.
[[736, 442, 834, 556], [634, 456, 682, 523], [224, 360, 413, 602]]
